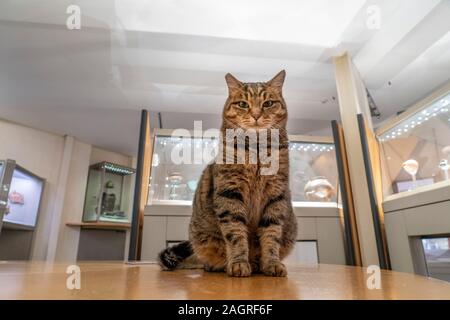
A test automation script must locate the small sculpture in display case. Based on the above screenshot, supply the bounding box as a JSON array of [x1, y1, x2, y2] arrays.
[[101, 180, 117, 212], [401, 159, 419, 190], [83, 161, 135, 223], [439, 159, 449, 180], [166, 170, 186, 200], [304, 176, 335, 202], [8, 190, 25, 205]]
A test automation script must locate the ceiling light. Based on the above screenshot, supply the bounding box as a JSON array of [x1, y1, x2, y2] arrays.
[[115, 0, 366, 47]]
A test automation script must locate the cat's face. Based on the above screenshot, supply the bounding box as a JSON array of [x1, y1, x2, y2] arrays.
[[222, 70, 287, 130]]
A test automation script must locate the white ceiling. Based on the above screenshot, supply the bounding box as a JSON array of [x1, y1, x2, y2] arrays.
[[0, 0, 449, 156]]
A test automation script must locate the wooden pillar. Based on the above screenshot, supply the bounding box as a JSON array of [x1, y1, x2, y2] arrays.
[[333, 53, 380, 267], [357, 115, 391, 269], [332, 121, 362, 266]]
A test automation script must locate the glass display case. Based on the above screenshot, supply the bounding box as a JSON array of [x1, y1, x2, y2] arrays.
[[376, 90, 450, 198], [83, 161, 135, 223], [422, 236, 450, 282], [147, 130, 338, 206], [289, 136, 338, 203], [143, 130, 345, 265], [0, 159, 45, 230], [148, 130, 219, 204]]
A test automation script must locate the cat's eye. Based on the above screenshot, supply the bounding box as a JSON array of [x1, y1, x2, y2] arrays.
[[263, 100, 275, 108], [236, 101, 249, 109]]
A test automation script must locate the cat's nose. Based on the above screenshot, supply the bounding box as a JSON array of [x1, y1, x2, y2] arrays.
[[251, 110, 262, 120]]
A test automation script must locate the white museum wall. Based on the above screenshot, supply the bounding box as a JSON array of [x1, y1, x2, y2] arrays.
[[90, 146, 133, 167], [0, 119, 65, 260], [0, 118, 134, 261]]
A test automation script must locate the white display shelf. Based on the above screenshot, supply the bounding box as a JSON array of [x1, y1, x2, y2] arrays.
[[383, 179, 450, 213], [149, 199, 340, 208], [145, 200, 341, 217]]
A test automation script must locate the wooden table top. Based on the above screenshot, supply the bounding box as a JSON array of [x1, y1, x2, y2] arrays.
[[1, 261, 450, 300]]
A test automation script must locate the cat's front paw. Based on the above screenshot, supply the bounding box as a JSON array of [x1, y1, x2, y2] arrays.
[[227, 261, 252, 277], [261, 261, 287, 277]]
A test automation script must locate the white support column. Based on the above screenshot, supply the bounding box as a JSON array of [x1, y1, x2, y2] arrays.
[[333, 53, 379, 267], [44, 135, 74, 262], [54, 140, 92, 262]]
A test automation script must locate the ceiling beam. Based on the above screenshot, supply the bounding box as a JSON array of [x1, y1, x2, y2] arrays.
[[354, 0, 443, 86], [364, 1, 450, 89]]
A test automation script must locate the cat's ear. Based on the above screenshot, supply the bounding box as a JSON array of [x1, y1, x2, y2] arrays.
[[225, 73, 243, 94], [267, 70, 286, 91]]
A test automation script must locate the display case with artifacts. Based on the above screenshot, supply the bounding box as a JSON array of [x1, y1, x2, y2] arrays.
[[376, 83, 450, 279], [82, 162, 135, 223], [0, 159, 45, 230], [377, 87, 450, 202], [0, 160, 45, 260], [147, 130, 218, 205], [288, 136, 338, 204], [148, 130, 339, 206], [142, 129, 345, 266]]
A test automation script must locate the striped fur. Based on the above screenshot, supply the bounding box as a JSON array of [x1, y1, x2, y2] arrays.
[[158, 70, 297, 277], [158, 241, 193, 270]]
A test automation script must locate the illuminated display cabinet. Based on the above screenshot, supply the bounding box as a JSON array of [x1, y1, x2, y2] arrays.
[[147, 130, 338, 206], [377, 90, 450, 198], [142, 129, 345, 265], [376, 85, 450, 281], [289, 138, 337, 203], [82, 161, 135, 223], [147, 132, 218, 204], [0, 160, 44, 230], [0, 160, 45, 260]]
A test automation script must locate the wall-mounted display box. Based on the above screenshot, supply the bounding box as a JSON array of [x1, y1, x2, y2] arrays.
[[0, 159, 45, 230], [83, 161, 135, 223], [376, 83, 450, 281], [0, 159, 45, 260], [142, 129, 345, 265]]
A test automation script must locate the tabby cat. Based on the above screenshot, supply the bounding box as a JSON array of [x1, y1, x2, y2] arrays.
[[158, 70, 297, 277]]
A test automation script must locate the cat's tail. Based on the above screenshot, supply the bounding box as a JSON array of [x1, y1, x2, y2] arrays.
[[158, 241, 202, 270]]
